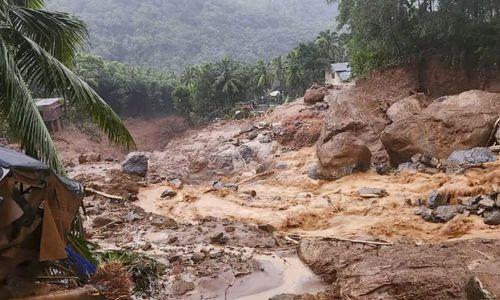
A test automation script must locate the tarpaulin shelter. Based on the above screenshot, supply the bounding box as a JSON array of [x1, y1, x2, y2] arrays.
[[0, 147, 84, 282]]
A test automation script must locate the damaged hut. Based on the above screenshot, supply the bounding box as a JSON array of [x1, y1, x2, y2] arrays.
[[0, 147, 88, 297]]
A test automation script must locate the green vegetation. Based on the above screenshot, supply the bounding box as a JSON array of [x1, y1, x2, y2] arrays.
[[74, 54, 175, 117], [46, 0, 337, 71], [172, 30, 346, 123], [0, 0, 133, 174], [330, 0, 500, 75]]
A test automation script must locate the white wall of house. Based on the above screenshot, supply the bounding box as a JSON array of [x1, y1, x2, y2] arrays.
[[325, 70, 342, 85]]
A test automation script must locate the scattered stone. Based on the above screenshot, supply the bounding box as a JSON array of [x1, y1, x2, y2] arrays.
[[258, 224, 276, 233], [92, 217, 119, 228], [478, 197, 495, 209], [242, 190, 257, 197], [434, 205, 463, 223], [122, 152, 148, 177], [239, 125, 255, 135], [247, 131, 259, 140], [123, 211, 142, 222], [168, 178, 184, 189], [483, 210, 500, 225], [191, 252, 206, 263], [427, 191, 448, 209], [275, 162, 288, 170], [168, 236, 178, 244], [414, 207, 437, 222], [212, 181, 238, 192], [448, 147, 496, 167], [357, 187, 388, 198], [78, 153, 102, 164], [238, 145, 254, 163], [224, 226, 236, 233], [210, 233, 229, 245], [170, 278, 195, 296], [161, 189, 177, 198], [259, 133, 272, 144], [307, 165, 319, 179], [461, 196, 481, 207], [142, 242, 152, 251]]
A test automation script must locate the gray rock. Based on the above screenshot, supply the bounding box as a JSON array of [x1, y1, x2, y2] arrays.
[[307, 165, 319, 180], [461, 196, 481, 207], [161, 189, 177, 198], [483, 209, 500, 225], [212, 181, 238, 192], [238, 145, 254, 163], [397, 162, 419, 172], [414, 207, 437, 222], [448, 147, 496, 167], [122, 152, 148, 177], [479, 197, 495, 209], [169, 178, 184, 189], [357, 187, 388, 198], [170, 278, 195, 296], [434, 205, 463, 223], [427, 190, 448, 209], [275, 162, 289, 170]]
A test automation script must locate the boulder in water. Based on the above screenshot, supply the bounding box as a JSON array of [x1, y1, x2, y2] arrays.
[[316, 132, 372, 180], [122, 152, 148, 177]]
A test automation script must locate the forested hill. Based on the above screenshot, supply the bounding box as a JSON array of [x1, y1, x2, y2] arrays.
[[47, 0, 337, 71]]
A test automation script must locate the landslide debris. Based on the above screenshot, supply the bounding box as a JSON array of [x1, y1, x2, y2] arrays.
[[299, 238, 500, 299]]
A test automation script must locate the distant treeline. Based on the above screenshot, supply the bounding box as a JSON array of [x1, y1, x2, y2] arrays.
[[73, 30, 346, 123]]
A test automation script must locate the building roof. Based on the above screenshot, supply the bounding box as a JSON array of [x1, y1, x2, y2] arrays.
[[330, 62, 352, 82], [331, 62, 350, 72], [35, 98, 61, 107]]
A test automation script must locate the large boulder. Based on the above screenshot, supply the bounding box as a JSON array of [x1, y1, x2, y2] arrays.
[[386, 93, 429, 122], [316, 132, 372, 180], [304, 84, 327, 104], [381, 90, 500, 166], [122, 152, 148, 177]]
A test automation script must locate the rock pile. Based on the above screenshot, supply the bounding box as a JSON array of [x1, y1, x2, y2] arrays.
[[415, 192, 500, 225]]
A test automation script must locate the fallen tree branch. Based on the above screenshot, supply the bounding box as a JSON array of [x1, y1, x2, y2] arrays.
[[86, 187, 126, 201], [320, 236, 393, 246], [237, 170, 274, 185]]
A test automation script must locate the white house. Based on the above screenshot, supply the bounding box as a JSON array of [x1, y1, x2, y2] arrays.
[[325, 62, 352, 85]]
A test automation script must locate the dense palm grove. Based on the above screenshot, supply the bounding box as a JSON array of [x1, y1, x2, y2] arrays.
[[73, 30, 346, 124]]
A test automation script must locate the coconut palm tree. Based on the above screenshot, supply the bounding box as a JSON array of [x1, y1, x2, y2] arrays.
[[213, 57, 244, 109], [0, 0, 134, 174], [253, 60, 272, 99]]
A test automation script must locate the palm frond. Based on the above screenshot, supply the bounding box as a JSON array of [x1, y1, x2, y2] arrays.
[[9, 5, 87, 65], [0, 39, 65, 173], [5, 30, 135, 150]]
